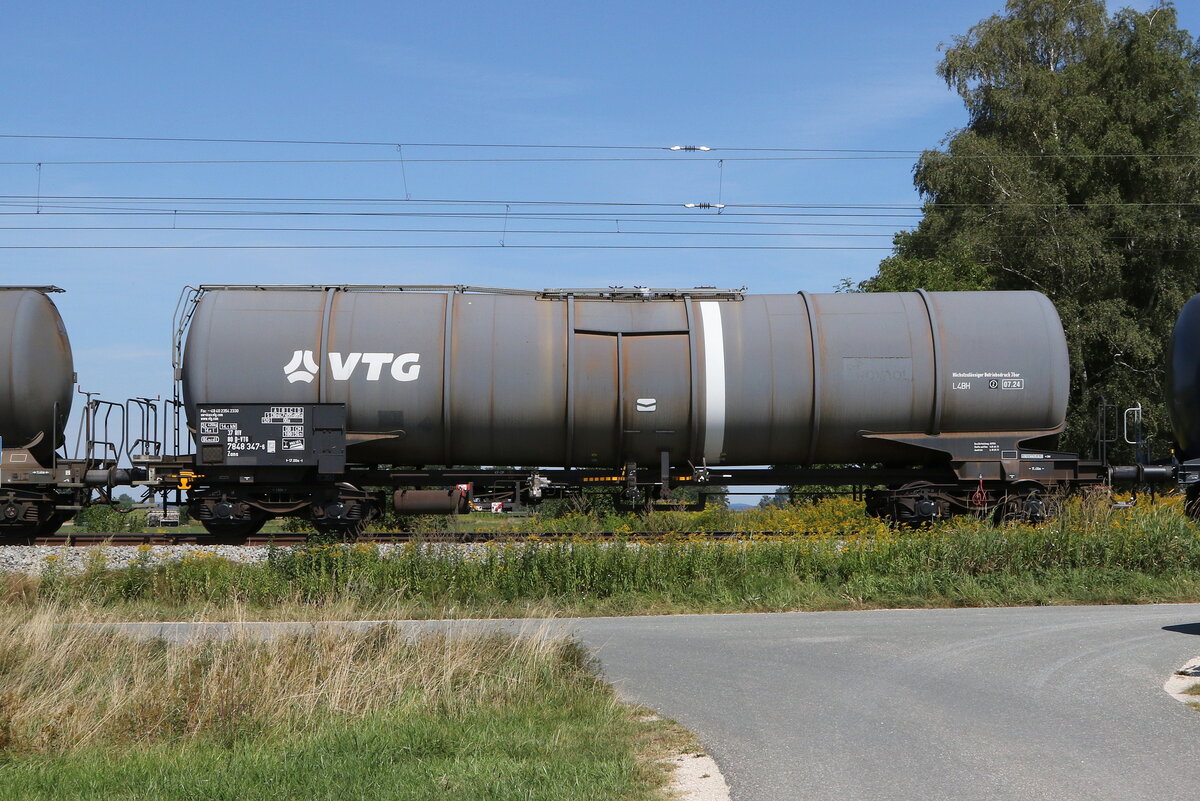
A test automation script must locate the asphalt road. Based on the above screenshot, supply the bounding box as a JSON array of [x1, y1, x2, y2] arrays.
[[572, 605, 1200, 801], [110, 604, 1200, 801]]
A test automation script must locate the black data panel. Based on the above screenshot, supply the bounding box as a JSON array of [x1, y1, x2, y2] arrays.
[[196, 404, 346, 473]]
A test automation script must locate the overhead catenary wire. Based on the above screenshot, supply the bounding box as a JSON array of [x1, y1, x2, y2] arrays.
[[0, 224, 1180, 242], [0, 225, 904, 236], [0, 206, 911, 224], [0, 156, 923, 164], [0, 133, 920, 152], [5, 243, 1200, 251], [2, 153, 1198, 165], [5, 132, 1200, 159], [3, 193, 1200, 209], [0, 132, 915, 152], [0, 244, 896, 250], [0, 206, 926, 219], [3, 137, 1195, 257]]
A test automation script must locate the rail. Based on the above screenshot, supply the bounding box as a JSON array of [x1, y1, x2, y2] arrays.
[[2, 530, 827, 547]]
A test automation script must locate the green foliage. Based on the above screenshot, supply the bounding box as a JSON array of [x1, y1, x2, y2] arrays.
[[758, 487, 792, 508], [22, 497, 1200, 615], [73, 504, 145, 533], [861, 0, 1200, 455]]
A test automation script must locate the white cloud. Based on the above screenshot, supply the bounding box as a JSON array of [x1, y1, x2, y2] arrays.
[[346, 42, 585, 104]]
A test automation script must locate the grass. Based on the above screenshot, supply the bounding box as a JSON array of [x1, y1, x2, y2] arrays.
[[6, 494, 1200, 620], [0, 608, 686, 801], [1182, 683, 1200, 696]]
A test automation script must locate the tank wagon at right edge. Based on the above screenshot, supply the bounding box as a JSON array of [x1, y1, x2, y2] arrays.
[[1166, 293, 1200, 513]]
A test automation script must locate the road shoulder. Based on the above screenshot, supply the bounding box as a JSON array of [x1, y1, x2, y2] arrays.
[[1163, 656, 1200, 707]]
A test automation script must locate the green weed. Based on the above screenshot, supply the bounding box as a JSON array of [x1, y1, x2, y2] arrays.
[[12, 495, 1200, 618]]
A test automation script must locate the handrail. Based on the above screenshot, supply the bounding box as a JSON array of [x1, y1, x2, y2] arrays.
[[193, 284, 746, 300]]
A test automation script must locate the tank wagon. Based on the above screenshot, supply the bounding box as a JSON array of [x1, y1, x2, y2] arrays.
[[162, 284, 1105, 533], [0, 287, 131, 538], [1165, 293, 1200, 512]]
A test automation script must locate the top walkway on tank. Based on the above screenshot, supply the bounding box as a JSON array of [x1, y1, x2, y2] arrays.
[[0, 286, 64, 293], [193, 285, 747, 301]]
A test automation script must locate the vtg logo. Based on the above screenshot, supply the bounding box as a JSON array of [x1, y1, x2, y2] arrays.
[[284, 351, 422, 384]]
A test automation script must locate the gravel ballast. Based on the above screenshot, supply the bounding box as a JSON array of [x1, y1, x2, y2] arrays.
[[0, 544, 281, 575], [0, 543, 500, 575]]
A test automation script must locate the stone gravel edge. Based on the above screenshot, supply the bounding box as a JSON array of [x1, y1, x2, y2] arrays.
[[1163, 657, 1200, 706], [663, 752, 732, 801]]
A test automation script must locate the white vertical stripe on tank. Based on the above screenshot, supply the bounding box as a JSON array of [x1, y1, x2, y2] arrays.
[[700, 301, 726, 463]]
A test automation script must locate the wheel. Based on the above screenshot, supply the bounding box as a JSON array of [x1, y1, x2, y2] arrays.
[[310, 516, 371, 540], [0, 503, 67, 540], [0, 523, 41, 542], [308, 496, 378, 540], [992, 487, 1052, 525], [877, 481, 947, 527], [1186, 485, 1200, 519], [36, 511, 70, 536]]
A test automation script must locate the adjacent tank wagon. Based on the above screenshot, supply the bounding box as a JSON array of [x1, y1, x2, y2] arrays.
[[0, 287, 130, 538], [0, 287, 74, 462]]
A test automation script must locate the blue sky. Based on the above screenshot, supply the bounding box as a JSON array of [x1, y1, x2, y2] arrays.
[[3, 0, 1195, 432]]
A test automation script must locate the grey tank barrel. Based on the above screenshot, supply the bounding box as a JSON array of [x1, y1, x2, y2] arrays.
[[84, 468, 135, 486], [1167, 293, 1200, 460], [181, 287, 1070, 469], [1109, 465, 1176, 484], [393, 488, 470, 515], [0, 287, 73, 463]]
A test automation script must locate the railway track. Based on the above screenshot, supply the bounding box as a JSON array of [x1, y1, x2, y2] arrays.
[[0, 530, 773, 547]]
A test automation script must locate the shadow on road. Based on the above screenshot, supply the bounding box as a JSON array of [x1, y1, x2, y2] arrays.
[[1163, 623, 1200, 636]]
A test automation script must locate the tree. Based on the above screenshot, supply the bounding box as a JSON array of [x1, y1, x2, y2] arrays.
[[758, 487, 792, 509], [862, 0, 1200, 456]]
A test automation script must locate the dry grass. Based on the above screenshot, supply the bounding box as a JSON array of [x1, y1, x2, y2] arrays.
[[0, 607, 588, 754], [0, 608, 689, 800]]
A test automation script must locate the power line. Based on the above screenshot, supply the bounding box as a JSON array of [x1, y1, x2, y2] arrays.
[[5, 242, 1199, 251], [0, 243, 895, 250], [0, 133, 918, 152], [0, 224, 1182, 241], [0, 194, 933, 211], [0, 156, 920, 165], [5, 193, 1200, 210], [8, 242, 1200, 251], [3, 153, 1198, 165], [0, 206, 925, 219], [2, 133, 1198, 159], [0, 207, 907, 225], [0, 225, 900, 237]]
